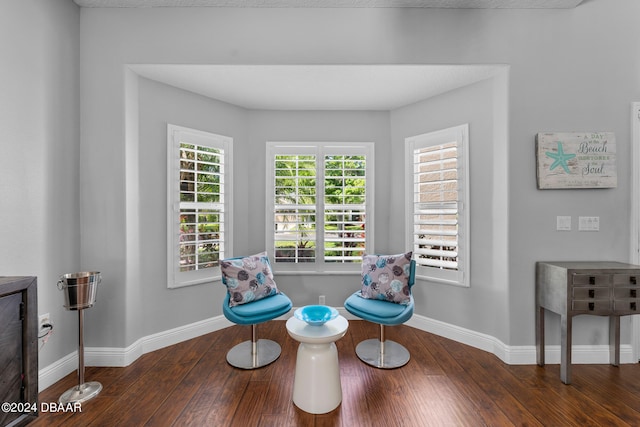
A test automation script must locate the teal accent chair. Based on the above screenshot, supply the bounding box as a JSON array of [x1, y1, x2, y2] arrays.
[[344, 259, 416, 369], [221, 256, 292, 369]]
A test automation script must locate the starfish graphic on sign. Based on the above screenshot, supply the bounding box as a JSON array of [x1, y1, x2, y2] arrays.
[[545, 141, 575, 174]]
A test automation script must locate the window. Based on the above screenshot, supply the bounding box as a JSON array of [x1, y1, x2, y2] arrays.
[[266, 142, 374, 273], [405, 124, 469, 286], [167, 125, 232, 288]]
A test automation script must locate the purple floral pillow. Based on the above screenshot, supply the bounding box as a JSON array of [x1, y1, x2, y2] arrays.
[[360, 252, 413, 305], [221, 252, 279, 307]]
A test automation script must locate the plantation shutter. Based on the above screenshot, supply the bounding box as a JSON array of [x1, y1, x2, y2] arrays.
[[178, 143, 226, 272], [168, 125, 232, 288], [273, 154, 317, 263], [412, 141, 459, 270], [323, 155, 367, 263], [267, 142, 374, 272]]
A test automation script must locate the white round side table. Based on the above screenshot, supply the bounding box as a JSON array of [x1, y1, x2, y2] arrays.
[[286, 314, 349, 414]]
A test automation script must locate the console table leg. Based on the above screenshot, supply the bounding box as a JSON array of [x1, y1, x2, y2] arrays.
[[560, 314, 572, 384], [536, 305, 545, 366], [609, 315, 620, 366]]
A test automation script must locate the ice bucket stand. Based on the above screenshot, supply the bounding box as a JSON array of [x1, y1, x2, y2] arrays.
[[57, 272, 103, 405]]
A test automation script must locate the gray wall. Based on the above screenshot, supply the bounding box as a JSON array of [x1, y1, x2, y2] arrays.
[[77, 2, 640, 351], [3, 1, 640, 369], [136, 78, 249, 337], [391, 75, 510, 342], [0, 0, 81, 368]]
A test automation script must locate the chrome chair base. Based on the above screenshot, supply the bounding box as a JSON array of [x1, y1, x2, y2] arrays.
[[226, 339, 282, 369], [355, 338, 410, 369]]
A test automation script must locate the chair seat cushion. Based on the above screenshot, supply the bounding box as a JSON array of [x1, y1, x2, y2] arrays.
[[223, 292, 292, 325], [344, 291, 414, 326]]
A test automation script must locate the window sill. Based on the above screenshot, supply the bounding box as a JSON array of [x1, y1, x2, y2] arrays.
[[272, 270, 361, 276], [169, 275, 221, 289], [415, 274, 469, 288]]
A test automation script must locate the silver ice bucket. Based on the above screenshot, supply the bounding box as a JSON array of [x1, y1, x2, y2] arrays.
[[57, 272, 101, 310]]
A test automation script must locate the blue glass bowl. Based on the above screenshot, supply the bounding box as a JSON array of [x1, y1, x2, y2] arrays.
[[294, 305, 339, 326]]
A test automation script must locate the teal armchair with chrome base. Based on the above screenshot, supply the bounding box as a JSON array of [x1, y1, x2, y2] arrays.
[[220, 252, 292, 369], [344, 253, 416, 369]]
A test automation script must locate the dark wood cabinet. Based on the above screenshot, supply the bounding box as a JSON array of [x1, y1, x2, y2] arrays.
[[0, 277, 38, 426]]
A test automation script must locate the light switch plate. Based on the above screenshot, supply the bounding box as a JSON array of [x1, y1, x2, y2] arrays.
[[579, 216, 600, 231], [556, 216, 572, 231]]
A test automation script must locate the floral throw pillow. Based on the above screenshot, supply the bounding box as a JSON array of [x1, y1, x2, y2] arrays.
[[221, 252, 279, 307], [360, 252, 413, 305]]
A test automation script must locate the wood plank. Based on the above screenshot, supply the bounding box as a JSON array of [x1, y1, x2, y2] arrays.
[[144, 335, 229, 425]]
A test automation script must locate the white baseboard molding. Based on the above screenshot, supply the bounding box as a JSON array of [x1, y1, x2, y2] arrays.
[[38, 351, 79, 393], [39, 308, 635, 392], [405, 313, 635, 365], [39, 316, 233, 392], [86, 315, 233, 367]]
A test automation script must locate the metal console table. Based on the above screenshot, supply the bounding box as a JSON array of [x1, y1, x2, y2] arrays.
[[536, 261, 640, 384]]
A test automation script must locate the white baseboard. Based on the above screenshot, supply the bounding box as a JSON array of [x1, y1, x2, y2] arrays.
[[38, 351, 79, 393], [39, 309, 635, 392], [39, 316, 233, 392], [86, 315, 233, 367], [405, 313, 635, 365]]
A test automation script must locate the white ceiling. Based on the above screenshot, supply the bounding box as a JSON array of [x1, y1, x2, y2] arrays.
[[75, 0, 584, 8], [131, 64, 505, 111]]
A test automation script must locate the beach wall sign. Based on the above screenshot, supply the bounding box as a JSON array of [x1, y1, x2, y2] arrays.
[[536, 132, 617, 189]]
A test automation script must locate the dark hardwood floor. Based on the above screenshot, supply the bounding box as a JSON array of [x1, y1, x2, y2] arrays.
[[30, 320, 640, 426]]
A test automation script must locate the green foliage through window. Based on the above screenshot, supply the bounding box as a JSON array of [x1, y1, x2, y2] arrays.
[[272, 151, 368, 264]]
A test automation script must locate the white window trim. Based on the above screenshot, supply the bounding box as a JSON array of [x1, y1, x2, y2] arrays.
[[167, 124, 233, 288], [266, 141, 374, 275], [630, 102, 640, 361], [405, 124, 470, 287]]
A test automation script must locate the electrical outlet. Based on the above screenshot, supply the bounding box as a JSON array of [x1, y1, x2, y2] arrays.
[[39, 313, 51, 331], [319, 295, 326, 305]]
